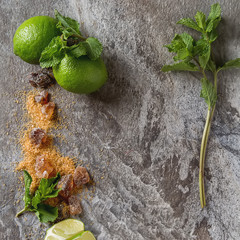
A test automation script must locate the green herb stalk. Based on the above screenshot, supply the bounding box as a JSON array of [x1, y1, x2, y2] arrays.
[[162, 3, 240, 208]]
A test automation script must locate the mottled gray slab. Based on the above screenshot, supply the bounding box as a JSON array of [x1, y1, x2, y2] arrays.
[[0, 0, 240, 239]]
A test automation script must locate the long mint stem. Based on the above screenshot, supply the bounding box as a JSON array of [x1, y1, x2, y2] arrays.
[[199, 108, 211, 207], [199, 71, 217, 208]]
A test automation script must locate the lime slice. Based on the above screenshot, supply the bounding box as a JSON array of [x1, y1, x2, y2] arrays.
[[72, 231, 96, 240], [44, 219, 85, 240]]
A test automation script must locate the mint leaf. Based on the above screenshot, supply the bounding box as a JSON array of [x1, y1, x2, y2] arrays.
[[38, 173, 61, 197], [194, 39, 209, 56], [23, 170, 32, 207], [206, 3, 221, 33], [32, 191, 41, 209], [55, 10, 81, 39], [45, 189, 61, 199], [206, 18, 221, 33], [195, 11, 206, 30], [35, 203, 58, 223], [161, 61, 198, 72], [31, 173, 61, 211], [218, 58, 240, 71], [173, 48, 191, 61], [164, 34, 185, 53], [199, 47, 210, 69], [180, 33, 193, 51], [40, 36, 65, 68], [85, 37, 103, 60], [206, 59, 216, 72], [208, 3, 221, 21], [177, 18, 202, 32], [70, 45, 87, 58], [200, 78, 217, 108], [208, 29, 218, 43], [63, 42, 87, 58]]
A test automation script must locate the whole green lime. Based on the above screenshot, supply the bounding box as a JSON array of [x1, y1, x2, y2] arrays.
[[53, 55, 108, 94], [13, 16, 61, 64]]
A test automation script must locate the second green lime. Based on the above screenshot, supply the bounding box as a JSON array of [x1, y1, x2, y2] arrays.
[[53, 55, 108, 94]]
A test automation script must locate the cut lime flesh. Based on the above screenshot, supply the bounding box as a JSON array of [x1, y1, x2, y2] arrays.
[[71, 231, 96, 240], [44, 219, 84, 240]]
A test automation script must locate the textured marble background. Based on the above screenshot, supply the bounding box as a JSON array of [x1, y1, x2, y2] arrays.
[[0, 0, 240, 239]]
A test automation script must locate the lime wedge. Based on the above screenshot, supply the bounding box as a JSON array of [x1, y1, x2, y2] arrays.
[[72, 231, 96, 240], [44, 219, 85, 240]]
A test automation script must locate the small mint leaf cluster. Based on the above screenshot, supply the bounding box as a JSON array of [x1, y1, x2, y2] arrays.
[[16, 170, 61, 223], [39, 10, 103, 68], [161, 3, 240, 208]]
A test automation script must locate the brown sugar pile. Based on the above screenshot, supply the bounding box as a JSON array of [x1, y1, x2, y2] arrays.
[[16, 92, 76, 191]]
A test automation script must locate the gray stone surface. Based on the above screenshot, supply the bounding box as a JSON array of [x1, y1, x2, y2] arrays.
[[0, 0, 240, 239]]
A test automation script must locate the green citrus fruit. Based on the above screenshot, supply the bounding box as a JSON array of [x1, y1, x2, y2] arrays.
[[52, 55, 108, 94], [44, 219, 85, 240], [13, 16, 61, 64]]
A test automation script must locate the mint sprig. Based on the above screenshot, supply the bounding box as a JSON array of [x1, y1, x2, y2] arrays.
[[162, 3, 240, 208], [39, 10, 103, 68], [16, 171, 61, 223]]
